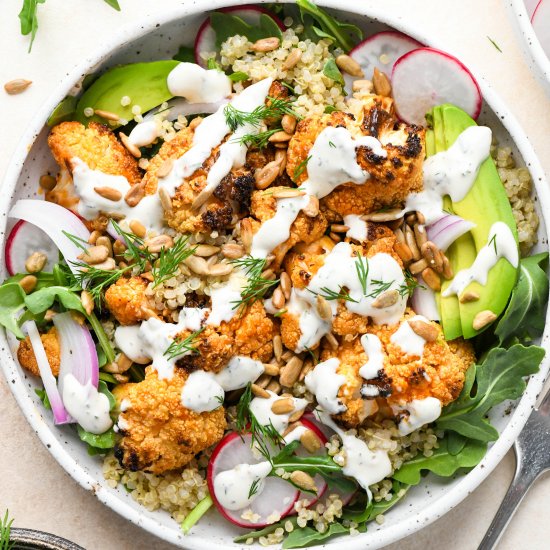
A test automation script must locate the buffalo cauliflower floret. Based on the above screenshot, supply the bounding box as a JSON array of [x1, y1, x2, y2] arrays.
[[104, 276, 154, 326], [113, 368, 226, 474], [286, 98, 425, 219], [17, 328, 61, 377], [175, 301, 274, 373], [320, 312, 475, 427]]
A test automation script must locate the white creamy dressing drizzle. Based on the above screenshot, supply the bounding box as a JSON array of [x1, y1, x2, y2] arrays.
[[127, 120, 160, 149], [344, 214, 368, 242], [315, 409, 392, 497], [392, 397, 442, 436], [250, 391, 308, 434], [180, 356, 265, 413], [390, 315, 431, 357], [61, 373, 112, 434], [405, 126, 492, 224], [443, 221, 519, 297], [207, 272, 247, 326], [213, 461, 272, 511], [167, 62, 232, 104], [120, 398, 131, 412], [304, 358, 347, 414], [250, 126, 386, 258], [286, 242, 406, 351], [359, 333, 384, 380], [283, 425, 309, 445]]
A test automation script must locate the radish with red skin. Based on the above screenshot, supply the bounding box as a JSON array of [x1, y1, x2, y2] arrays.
[[532, 0, 550, 57], [194, 6, 285, 68], [529, 0, 544, 20], [5, 220, 59, 276], [344, 31, 422, 94], [207, 432, 299, 528], [391, 48, 482, 126]]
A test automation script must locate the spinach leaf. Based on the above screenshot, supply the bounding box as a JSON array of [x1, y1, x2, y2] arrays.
[[296, 0, 362, 52], [173, 45, 195, 63], [495, 252, 549, 345], [393, 436, 487, 485], [77, 425, 116, 452], [210, 12, 283, 49], [24, 286, 84, 315], [99, 380, 116, 411], [102, 0, 120, 11], [99, 371, 118, 384], [437, 344, 545, 441], [322, 59, 345, 86], [0, 283, 27, 339], [35, 388, 51, 410], [282, 522, 349, 549], [18, 0, 46, 51], [5, 272, 55, 290]]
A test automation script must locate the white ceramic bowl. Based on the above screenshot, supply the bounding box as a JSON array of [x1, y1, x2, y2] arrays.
[[1, 1, 549, 548], [508, 0, 550, 93]]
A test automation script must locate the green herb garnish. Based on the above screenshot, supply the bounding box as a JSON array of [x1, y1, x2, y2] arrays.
[[307, 286, 357, 303], [293, 155, 311, 180], [487, 36, 502, 53], [163, 328, 205, 360], [229, 71, 249, 82], [322, 58, 345, 86], [230, 256, 279, 310], [0, 510, 14, 550], [152, 235, 196, 287], [354, 256, 369, 295]]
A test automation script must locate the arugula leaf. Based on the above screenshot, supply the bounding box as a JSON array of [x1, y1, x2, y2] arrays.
[[324, 105, 339, 114], [210, 11, 283, 49], [77, 425, 116, 452], [0, 283, 26, 339], [24, 286, 85, 315], [282, 522, 349, 549], [18, 0, 46, 52], [102, 0, 121, 10], [322, 58, 345, 86], [437, 344, 545, 441], [234, 518, 298, 543], [35, 388, 51, 410], [5, 271, 55, 290], [173, 45, 195, 63], [495, 252, 549, 345], [393, 436, 487, 485], [207, 57, 223, 71], [296, 0, 362, 52], [228, 71, 249, 82], [98, 380, 116, 411]]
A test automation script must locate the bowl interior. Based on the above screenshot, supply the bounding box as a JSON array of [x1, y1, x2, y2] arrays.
[[1, 2, 549, 549]]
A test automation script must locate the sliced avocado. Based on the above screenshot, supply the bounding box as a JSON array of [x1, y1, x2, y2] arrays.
[[47, 95, 78, 127], [432, 104, 519, 338], [74, 60, 179, 126]]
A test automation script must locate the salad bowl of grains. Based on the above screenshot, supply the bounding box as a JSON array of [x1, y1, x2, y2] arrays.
[[0, 1, 549, 549]]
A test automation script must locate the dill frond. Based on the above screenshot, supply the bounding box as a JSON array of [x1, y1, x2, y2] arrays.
[[152, 236, 197, 288], [163, 327, 205, 360], [230, 256, 279, 310]]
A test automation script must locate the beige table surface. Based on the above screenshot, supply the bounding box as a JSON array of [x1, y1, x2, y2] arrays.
[[1, 0, 550, 548]]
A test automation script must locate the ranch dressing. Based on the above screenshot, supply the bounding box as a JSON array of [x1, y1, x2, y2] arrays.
[[167, 62, 231, 104], [406, 126, 492, 223], [215, 356, 265, 391], [127, 120, 159, 148], [304, 358, 347, 414], [251, 126, 386, 258], [114, 325, 150, 364], [390, 315, 431, 357], [250, 391, 308, 434], [443, 221, 518, 297], [315, 409, 392, 497], [392, 397, 442, 436], [213, 461, 272, 511], [207, 271, 247, 326], [62, 373, 112, 434], [283, 425, 309, 445], [344, 214, 368, 242], [359, 333, 384, 380]]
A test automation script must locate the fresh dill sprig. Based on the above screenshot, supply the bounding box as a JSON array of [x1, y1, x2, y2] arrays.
[[110, 221, 150, 270], [487, 36, 502, 53], [230, 256, 279, 310], [293, 155, 311, 180], [163, 328, 205, 361], [367, 279, 394, 299], [0, 510, 14, 550], [488, 233, 498, 255], [62, 230, 89, 252], [152, 235, 197, 288], [223, 96, 300, 132], [237, 127, 282, 150], [248, 477, 262, 499], [354, 255, 369, 295], [398, 269, 424, 298], [307, 286, 357, 303]]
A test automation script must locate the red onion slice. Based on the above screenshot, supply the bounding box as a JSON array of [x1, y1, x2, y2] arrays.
[[9, 200, 91, 276], [24, 321, 73, 425], [411, 275, 440, 321], [426, 214, 475, 252], [53, 312, 99, 390]]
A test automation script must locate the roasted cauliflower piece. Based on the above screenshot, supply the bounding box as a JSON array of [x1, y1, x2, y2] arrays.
[[104, 276, 154, 326], [286, 97, 425, 218], [320, 312, 475, 427], [175, 301, 274, 373], [17, 328, 61, 377], [113, 368, 226, 474]]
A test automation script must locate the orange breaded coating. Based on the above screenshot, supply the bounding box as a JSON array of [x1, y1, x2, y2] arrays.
[[104, 276, 154, 326], [48, 122, 141, 184], [175, 301, 274, 373], [17, 328, 61, 377], [113, 368, 226, 474], [320, 313, 475, 427], [286, 97, 425, 218], [248, 187, 328, 266]]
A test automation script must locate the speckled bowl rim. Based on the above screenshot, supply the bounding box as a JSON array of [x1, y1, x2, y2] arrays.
[[10, 528, 85, 550], [508, 0, 550, 93], [1, 1, 549, 549]]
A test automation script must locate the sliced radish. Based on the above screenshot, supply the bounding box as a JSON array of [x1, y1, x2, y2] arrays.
[[194, 6, 285, 68], [345, 31, 422, 93], [392, 47, 482, 126], [529, 0, 543, 20], [532, 0, 550, 57], [207, 432, 299, 528], [5, 220, 59, 276]]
